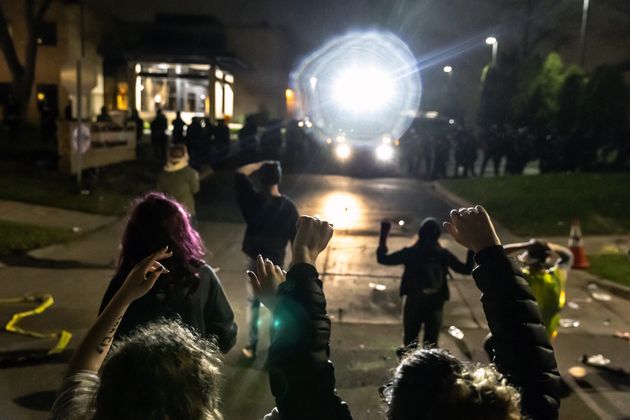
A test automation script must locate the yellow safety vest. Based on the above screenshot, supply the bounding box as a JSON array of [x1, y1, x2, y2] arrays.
[[522, 267, 566, 339]]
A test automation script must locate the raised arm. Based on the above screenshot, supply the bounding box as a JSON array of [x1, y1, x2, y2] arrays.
[[443, 249, 475, 274], [250, 217, 353, 420], [236, 161, 267, 176], [547, 242, 573, 268], [444, 207, 562, 420], [376, 220, 408, 265], [68, 247, 172, 373]]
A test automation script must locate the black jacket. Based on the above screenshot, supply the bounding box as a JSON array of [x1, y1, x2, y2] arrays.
[[474, 246, 562, 419], [234, 173, 298, 265], [267, 264, 352, 420], [377, 242, 474, 298], [267, 247, 561, 420], [99, 264, 237, 353]]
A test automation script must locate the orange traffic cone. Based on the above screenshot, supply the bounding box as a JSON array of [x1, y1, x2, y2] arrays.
[[569, 219, 589, 269]]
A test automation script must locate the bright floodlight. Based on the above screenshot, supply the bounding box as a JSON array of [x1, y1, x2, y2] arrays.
[[335, 144, 351, 160], [332, 66, 394, 113], [443, 66, 453, 73], [375, 144, 394, 161], [292, 31, 422, 144], [485, 37, 497, 45]]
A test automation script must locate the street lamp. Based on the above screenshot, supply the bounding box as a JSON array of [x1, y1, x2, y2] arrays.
[[443, 65, 452, 74], [579, 0, 591, 67], [485, 36, 498, 66]]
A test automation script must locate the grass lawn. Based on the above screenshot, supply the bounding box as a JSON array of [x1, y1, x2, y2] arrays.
[[588, 253, 630, 288], [0, 159, 159, 216], [441, 173, 630, 236], [0, 220, 75, 255]]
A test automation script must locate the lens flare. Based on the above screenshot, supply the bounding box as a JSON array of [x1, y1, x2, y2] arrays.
[[292, 31, 421, 144]]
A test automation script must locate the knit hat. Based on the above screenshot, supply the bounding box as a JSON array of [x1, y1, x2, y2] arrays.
[[163, 145, 189, 172]]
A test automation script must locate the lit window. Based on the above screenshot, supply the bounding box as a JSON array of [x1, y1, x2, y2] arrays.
[[214, 81, 224, 119], [215, 69, 224, 80], [224, 84, 234, 118], [225, 74, 234, 84]]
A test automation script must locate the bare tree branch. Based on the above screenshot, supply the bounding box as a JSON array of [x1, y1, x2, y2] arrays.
[[0, 3, 24, 79]]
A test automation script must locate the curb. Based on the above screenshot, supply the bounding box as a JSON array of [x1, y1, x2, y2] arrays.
[[586, 274, 630, 300], [431, 182, 630, 300], [430, 182, 521, 243]]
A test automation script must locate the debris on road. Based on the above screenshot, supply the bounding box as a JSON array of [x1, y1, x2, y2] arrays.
[[584, 354, 611, 367], [567, 301, 580, 310], [368, 282, 387, 291], [587, 283, 612, 302], [559, 318, 581, 328], [567, 366, 587, 379]]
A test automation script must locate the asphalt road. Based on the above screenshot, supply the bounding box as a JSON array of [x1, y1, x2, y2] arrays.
[[1, 174, 628, 419]]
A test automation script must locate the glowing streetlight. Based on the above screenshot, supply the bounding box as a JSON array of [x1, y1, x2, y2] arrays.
[[579, 0, 591, 66], [443, 65, 452, 73], [485, 37, 498, 66]]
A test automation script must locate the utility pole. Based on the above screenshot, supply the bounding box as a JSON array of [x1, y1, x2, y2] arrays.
[[578, 0, 590, 67]]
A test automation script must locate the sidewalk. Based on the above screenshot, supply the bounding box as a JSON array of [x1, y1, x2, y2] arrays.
[[0, 199, 116, 233]]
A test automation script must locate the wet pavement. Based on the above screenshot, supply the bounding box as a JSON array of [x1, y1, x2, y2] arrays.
[[1, 174, 629, 419]]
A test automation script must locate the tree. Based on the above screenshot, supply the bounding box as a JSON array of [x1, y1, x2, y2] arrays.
[[581, 65, 629, 169], [0, 0, 53, 120], [512, 52, 570, 132]]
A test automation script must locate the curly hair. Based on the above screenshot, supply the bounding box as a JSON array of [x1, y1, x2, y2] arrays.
[[93, 319, 223, 420], [385, 347, 521, 420]]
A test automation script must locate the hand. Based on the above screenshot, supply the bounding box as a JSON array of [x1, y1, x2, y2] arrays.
[[443, 206, 501, 253], [291, 216, 334, 267], [247, 254, 286, 310], [380, 220, 391, 240], [116, 247, 172, 304]]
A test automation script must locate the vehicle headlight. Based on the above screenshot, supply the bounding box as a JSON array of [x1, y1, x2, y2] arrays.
[[375, 144, 394, 161], [335, 144, 352, 160]]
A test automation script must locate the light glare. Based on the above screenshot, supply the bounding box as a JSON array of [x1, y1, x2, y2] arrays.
[[335, 144, 351, 160], [485, 37, 497, 45], [332, 66, 395, 113], [375, 144, 394, 161]]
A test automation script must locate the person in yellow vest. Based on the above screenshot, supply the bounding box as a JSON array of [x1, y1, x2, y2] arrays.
[[504, 239, 573, 340]]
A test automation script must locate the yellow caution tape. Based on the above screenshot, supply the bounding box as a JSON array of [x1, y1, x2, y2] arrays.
[[0, 294, 73, 355]]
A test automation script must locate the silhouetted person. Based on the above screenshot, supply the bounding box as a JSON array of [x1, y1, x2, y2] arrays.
[[203, 117, 215, 161], [39, 100, 57, 144], [172, 111, 186, 144], [284, 119, 304, 166], [185, 117, 205, 167], [64, 101, 73, 121], [214, 119, 230, 161], [151, 108, 168, 160], [157, 145, 200, 226], [238, 116, 258, 160], [377, 218, 473, 348], [480, 124, 504, 176], [431, 133, 450, 179], [234, 160, 299, 360], [260, 120, 283, 160], [454, 127, 477, 177], [96, 106, 112, 123], [130, 109, 144, 143]]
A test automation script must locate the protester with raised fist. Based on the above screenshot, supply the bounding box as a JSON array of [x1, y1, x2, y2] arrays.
[[377, 217, 474, 348]]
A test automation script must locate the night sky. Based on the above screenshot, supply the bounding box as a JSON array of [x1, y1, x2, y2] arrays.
[[86, 0, 630, 115]]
